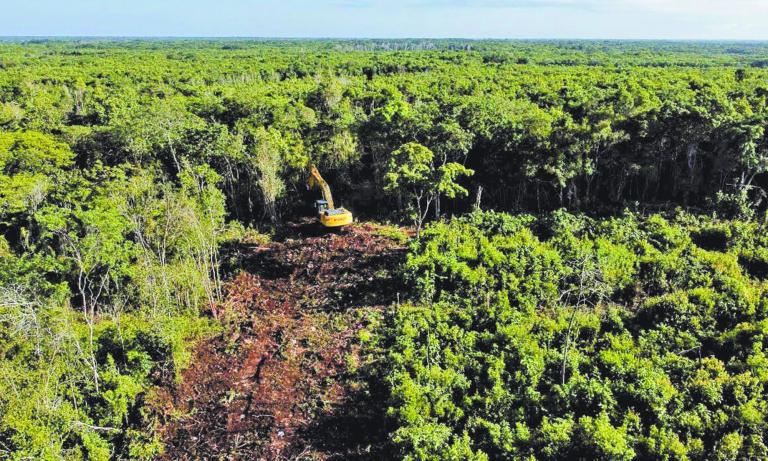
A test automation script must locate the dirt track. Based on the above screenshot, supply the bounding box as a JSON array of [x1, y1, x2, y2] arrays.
[[154, 222, 407, 460]]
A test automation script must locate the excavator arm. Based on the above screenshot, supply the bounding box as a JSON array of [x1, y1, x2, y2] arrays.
[[308, 165, 335, 210]]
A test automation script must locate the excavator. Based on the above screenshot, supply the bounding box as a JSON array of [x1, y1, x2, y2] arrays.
[[307, 165, 353, 228]]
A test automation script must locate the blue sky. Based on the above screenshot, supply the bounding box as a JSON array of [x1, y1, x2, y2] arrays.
[[1, 0, 767, 40]]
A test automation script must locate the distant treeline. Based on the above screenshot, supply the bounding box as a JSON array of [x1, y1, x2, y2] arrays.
[[0, 39, 767, 224]]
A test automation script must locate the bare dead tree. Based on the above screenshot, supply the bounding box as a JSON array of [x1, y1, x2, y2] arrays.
[[560, 253, 611, 386]]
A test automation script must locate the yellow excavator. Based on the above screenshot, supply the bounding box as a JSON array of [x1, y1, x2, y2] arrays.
[[307, 165, 353, 228]]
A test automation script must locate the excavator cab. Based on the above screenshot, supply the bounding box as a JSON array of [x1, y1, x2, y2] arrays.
[[314, 199, 329, 213], [308, 166, 353, 228]]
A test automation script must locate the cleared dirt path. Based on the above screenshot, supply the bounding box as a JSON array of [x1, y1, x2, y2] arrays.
[[154, 222, 407, 460]]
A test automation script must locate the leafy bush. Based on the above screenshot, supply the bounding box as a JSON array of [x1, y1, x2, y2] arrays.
[[374, 211, 768, 460], [0, 160, 222, 459]]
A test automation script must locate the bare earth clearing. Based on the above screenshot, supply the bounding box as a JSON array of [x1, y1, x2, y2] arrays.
[[153, 222, 407, 460]]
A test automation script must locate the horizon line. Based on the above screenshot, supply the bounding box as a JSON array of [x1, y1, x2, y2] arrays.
[[1, 35, 768, 43]]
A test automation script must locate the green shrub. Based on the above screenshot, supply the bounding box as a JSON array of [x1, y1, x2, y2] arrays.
[[376, 211, 768, 460]]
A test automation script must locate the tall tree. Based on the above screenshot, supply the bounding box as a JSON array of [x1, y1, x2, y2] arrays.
[[384, 142, 473, 235]]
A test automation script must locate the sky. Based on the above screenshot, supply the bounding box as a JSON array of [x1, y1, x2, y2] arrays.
[[1, 0, 768, 40]]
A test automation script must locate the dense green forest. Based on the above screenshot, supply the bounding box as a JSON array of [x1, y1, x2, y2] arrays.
[[376, 210, 768, 459], [2, 39, 768, 460]]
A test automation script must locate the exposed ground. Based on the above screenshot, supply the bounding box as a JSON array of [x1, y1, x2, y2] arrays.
[[153, 221, 408, 460]]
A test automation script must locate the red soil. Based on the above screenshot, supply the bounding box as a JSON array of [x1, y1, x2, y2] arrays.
[[153, 222, 406, 460]]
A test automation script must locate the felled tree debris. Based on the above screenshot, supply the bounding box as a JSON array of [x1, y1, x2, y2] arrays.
[[154, 223, 406, 460]]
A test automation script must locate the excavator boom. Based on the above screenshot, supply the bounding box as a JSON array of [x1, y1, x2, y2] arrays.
[[308, 166, 335, 210]]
